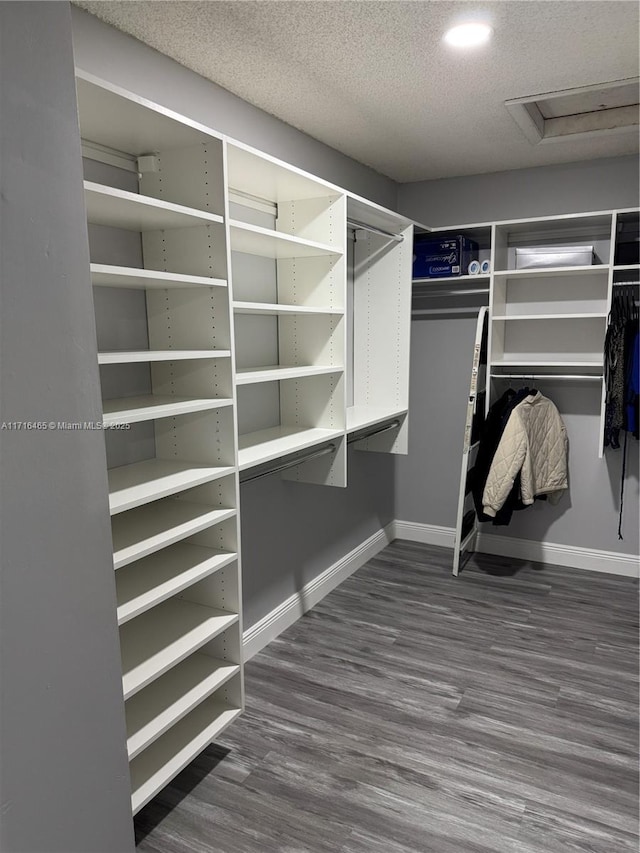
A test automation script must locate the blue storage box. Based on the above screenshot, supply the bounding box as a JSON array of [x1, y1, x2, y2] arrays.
[[413, 236, 479, 278]]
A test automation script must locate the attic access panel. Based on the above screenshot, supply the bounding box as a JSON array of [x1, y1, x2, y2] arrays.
[[505, 78, 639, 144]]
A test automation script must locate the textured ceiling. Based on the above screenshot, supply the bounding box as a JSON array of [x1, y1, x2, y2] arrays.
[[74, 1, 640, 183]]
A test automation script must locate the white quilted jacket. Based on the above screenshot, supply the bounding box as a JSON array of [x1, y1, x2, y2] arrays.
[[482, 392, 568, 518]]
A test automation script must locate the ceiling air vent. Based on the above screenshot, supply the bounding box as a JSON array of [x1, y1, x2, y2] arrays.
[[505, 78, 639, 144]]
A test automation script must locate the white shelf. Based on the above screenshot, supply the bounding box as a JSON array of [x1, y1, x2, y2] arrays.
[[346, 406, 407, 433], [496, 212, 613, 234], [98, 350, 231, 365], [238, 426, 343, 471], [492, 312, 607, 321], [112, 501, 236, 570], [120, 598, 238, 700], [116, 543, 237, 623], [130, 694, 241, 814], [491, 373, 603, 382], [84, 182, 224, 231], [102, 395, 233, 426], [229, 220, 342, 259], [347, 193, 414, 235], [76, 73, 217, 158], [614, 264, 639, 272], [233, 301, 343, 316], [492, 360, 603, 370], [90, 263, 227, 290], [227, 140, 341, 203], [125, 652, 239, 759], [108, 459, 235, 515], [493, 264, 609, 279], [236, 365, 342, 385]]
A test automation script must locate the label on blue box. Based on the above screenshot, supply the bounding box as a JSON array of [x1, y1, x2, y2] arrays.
[[413, 236, 478, 278]]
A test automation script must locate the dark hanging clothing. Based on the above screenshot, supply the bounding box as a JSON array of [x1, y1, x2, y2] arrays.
[[605, 284, 639, 449], [605, 283, 639, 539], [624, 325, 639, 438]]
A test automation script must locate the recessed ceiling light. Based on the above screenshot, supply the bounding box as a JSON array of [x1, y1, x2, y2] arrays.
[[444, 22, 493, 48]]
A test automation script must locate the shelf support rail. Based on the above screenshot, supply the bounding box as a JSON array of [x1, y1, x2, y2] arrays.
[[347, 419, 401, 444], [239, 443, 336, 484], [347, 218, 404, 243]]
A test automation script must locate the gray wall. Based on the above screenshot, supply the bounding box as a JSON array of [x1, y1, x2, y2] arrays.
[[70, 6, 397, 209], [0, 4, 135, 852], [241, 452, 395, 628], [398, 155, 640, 227], [395, 157, 640, 557]]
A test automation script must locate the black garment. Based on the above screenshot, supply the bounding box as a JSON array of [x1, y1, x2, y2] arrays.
[[469, 387, 532, 523], [623, 320, 639, 436], [605, 285, 639, 449], [604, 284, 639, 539]]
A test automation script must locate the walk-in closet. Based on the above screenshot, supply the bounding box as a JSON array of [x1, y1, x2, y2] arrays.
[[1, 3, 638, 853]]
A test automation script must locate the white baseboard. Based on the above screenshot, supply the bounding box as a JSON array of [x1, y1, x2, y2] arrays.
[[242, 523, 394, 660], [392, 519, 638, 578], [390, 520, 456, 548], [477, 532, 639, 578]]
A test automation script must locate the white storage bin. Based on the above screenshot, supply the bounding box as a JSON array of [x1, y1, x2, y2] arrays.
[[515, 245, 595, 269]]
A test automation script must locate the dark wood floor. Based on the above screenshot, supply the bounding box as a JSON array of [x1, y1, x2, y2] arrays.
[[135, 540, 639, 853]]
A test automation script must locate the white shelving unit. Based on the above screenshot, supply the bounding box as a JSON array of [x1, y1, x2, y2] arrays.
[[421, 211, 638, 509], [485, 210, 638, 457], [227, 140, 348, 486], [77, 71, 243, 816], [347, 195, 414, 452]]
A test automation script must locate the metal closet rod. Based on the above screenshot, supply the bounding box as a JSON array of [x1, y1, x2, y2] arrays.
[[348, 419, 400, 444], [240, 443, 336, 484], [413, 287, 490, 298], [347, 218, 404, 243]]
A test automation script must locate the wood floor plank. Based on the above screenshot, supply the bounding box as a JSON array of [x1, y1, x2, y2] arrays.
[[136, 541, 639, 853], [516, 800, 640, 853]]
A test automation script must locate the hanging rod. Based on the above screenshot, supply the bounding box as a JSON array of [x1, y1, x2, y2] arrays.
[[348, 419, 400, 444], [239, 443, 336, 484], [490, 373, 602, 381], [413, 287, 490, 298], [347, 218, 404, 243]]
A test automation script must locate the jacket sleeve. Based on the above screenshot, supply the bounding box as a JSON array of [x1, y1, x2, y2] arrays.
[[546, 414, 569, 504], [482, 410, 529, 517]]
